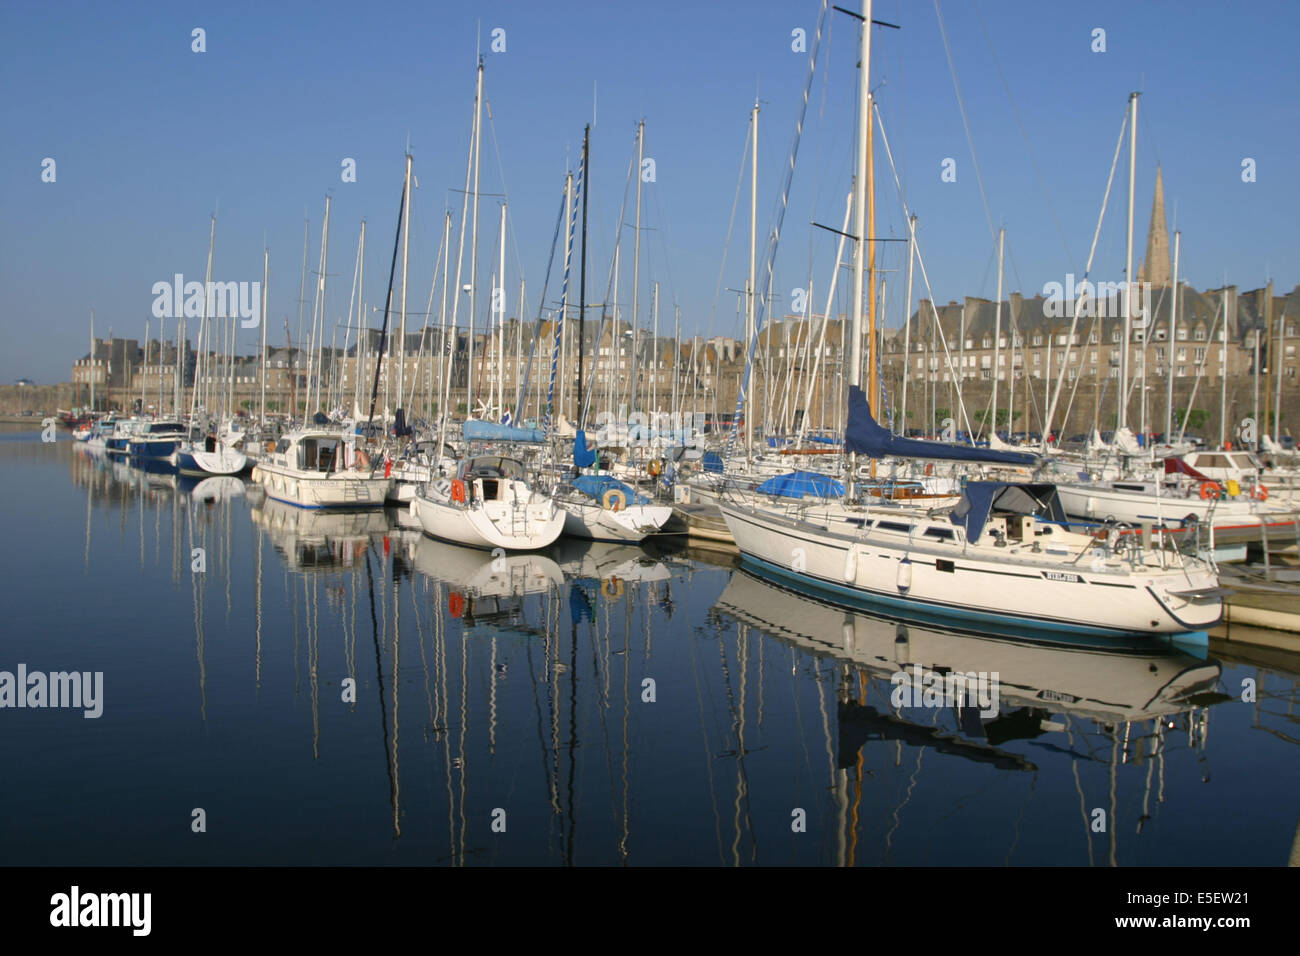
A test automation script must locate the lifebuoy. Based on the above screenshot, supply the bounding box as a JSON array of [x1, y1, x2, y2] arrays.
[[448, 592, 465, 618], [264, 440, 276, 454], [647, 458, 663, 477], [924, 462, 934, 477], [1198, 481, 1221, 500], [601, 488, 627, 512], [450, 479, 467, 504], [601, 577, 625, 599], [1251, 483, 1269, 501]]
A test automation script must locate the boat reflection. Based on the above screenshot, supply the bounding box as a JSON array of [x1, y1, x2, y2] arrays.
[[251, 495, 389, 572]]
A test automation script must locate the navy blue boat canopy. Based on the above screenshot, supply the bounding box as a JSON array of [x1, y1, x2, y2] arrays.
[[573, 430, 597, 468], [756, 471, 845, 499], [951, 482, 1068, 543], [572, 474, 648, 505], [844, 385, 1039, 467]]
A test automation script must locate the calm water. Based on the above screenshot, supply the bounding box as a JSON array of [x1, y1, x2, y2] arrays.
[[1, 428, 1297, 866]]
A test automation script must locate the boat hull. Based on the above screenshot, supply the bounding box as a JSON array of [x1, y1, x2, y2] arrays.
[[719, 501, 1221, 640], [410, 492, 565, 551], [252, 462, 391, 509], [560, 500, 672, 542], [175, 446, 249, 477]]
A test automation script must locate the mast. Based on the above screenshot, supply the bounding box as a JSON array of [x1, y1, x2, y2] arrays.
[[355, 222, 367, 417], [1220, 288, 1228, 449], [652, 281, 660, 422], [577, 123, 589, 424], [468, 58, 484, 415], [260, 247, 269, 428], [900, 215, 916, 433], [631, 120, 645, 415], [315, 196, 332, 415], [1253, 317, 1261, 453], [747, 101, 758, 458], [398, 152, 413, 420], [1165, 231, 1179, 440], [190, 215, 216, 425], [436, 212, 450, 423], [88, 309, 95, 413], [1119, 91, 1138, 431], [850, 0, 872, 398], [141, 317, 149, 412], [992, 227, 1004, 440], [295, 217, 310, 421], [157, 313, 165, 415], [497, 200, 507, 420], [367, 167, 409, 431]]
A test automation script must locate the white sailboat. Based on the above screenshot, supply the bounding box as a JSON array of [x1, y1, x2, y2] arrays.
[[410, 453, 564, 551], [718, 0, 1224, 642], [251, 428, 391, 509]]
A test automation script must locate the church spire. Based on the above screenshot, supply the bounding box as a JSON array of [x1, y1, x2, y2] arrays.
[[1140, 165, 1171, 287]]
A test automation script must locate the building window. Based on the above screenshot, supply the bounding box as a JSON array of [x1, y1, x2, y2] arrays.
[[1032, 335, 1043, 346]]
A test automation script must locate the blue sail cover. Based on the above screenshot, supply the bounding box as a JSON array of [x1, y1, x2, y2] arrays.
[[951, 482, 1069, 543], [572, 474, 649, 505], [701, 451, 724, 474], [844, 386, 1038, 467], [463, 419, 545, 444], [574, 430, 597, 468], [756, 471, 845, 499]]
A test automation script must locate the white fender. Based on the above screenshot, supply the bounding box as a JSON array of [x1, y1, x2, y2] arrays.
[[897, 557, 913, 592]]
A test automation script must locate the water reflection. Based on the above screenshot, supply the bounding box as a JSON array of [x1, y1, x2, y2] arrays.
[[49, 440, 1300, 865]]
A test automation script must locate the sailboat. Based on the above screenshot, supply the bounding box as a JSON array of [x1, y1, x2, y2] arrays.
[[718, 2, 1223, 642], [410, 432, 565, 550]]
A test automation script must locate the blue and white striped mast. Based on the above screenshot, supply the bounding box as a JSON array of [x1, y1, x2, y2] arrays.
[[545, 158, 583, 434]]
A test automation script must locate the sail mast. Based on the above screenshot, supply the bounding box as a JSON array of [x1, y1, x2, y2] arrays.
[[468, 58, 484, 415], [260, 247, 269, 427], [1120, 91, 1138, 431], [398, 152, 413, 421], [992, 227, 1004, 439], [577, 123, 589, 424], [747, 101, 758, 458], [850, 0, 872, 395]]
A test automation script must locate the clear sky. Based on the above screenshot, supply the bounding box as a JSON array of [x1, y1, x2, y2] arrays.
[[2, 0, 1297, 384]]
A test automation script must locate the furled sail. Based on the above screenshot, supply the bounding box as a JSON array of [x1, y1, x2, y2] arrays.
[[844, 386, 1039, 467]]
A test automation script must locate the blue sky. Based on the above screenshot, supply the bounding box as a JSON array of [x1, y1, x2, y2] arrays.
[[2, 0, 1297, 383]]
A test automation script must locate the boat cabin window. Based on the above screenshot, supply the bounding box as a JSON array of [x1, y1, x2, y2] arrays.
[[922, 527, 955, 541], [1113, 483, 1147, 492], [275, 438, 290, 454], [464, 457, 525, 482], [1228, 453, 1256, 469], [300, 438, 340, 472], [874, 521, 913, 534]]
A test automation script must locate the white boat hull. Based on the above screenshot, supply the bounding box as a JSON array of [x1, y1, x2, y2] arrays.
[[559, 500, 672, 542], [718, 500, 1222, 638], [251, 461, 391, 509], [411, 484, 565, 551]]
